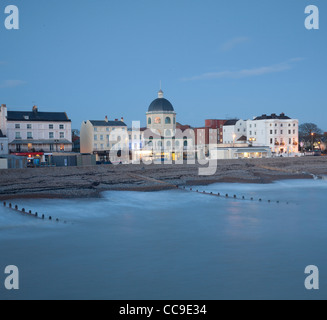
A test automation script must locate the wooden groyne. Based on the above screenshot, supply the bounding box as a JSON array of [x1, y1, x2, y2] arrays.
[[2, 201, 67, 223]]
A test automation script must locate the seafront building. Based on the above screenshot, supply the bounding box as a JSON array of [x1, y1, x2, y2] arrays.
[[223, 119, 248, 144], [247, 113, 299, 155], [0, 104, 73, 154], [80, 117, 128, 162]]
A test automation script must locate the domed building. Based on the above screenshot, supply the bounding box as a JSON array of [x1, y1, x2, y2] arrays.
[[146, 89, 176, 137]]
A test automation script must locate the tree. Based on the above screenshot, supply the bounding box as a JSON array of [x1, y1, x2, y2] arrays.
[[299, 123, 323, 141]]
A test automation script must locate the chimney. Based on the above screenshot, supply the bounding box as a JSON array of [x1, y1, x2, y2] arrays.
[[121, 117, 124, 122], [32, 105, 38, 113], [115, 118, 118, 122], [105, 116, 108, 122], [280, 113, 285, 117]]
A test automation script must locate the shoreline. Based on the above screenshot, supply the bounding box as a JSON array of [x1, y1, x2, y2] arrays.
[[1, 156, 326, 200]]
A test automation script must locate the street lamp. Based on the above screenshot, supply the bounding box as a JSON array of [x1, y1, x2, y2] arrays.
[[233, 134, 236, 147]]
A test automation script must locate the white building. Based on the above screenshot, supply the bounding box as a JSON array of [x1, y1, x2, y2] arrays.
[[223, 119, 247, 144], [0, 104, 72, 153], [210, 146, 272, 160], [247, 113, 299, 155], [0, 130, 9, 155], [80, 117, 128, 162]]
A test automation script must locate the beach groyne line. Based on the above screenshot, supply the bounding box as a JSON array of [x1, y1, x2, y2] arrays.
[[176, 186, 290, 205], [2, 201, 67, 223], [127, 173, 289, 205]]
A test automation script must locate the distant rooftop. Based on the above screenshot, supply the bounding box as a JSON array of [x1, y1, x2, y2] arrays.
[[89, 120, 127, 127], [7, 106, 71, 122], [224, 120, 239, 126], [254, 113, 291, 120]]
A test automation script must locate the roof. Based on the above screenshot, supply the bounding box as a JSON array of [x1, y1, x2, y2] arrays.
[[148, 98, 174, 113], [237, 135, 247, 141], [254, 113, 291, 120], [89, 120, 127, 127], [224, 120, 239, 126], [7, 111, 71, 122], [0, 130, 6, 138]]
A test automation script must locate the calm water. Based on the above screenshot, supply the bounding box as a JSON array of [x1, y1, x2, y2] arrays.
[[0, 179, 327, 300]]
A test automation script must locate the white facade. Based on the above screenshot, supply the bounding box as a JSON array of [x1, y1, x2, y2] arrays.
[[80, 117, 128, 158], [247, 114, 299, 155], [0, 104, 72, 153], [223, 120, 247, 144]]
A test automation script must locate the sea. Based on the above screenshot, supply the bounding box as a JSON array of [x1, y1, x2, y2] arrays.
[[0, 179, 326, 300]]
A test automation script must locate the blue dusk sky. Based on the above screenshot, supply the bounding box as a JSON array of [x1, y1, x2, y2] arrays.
[[0, 0, 326, 130]]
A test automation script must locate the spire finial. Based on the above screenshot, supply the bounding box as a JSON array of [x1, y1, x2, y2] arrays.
[[158, 81, 164, 98]]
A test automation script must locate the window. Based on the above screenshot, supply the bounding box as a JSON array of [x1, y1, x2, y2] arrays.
[[15, 124, 20, 129], [50, 144, 54, 151], [60, 125, 64, 130], [94, 135, 98, 141], [60, 132, 65, 139], [249, 131, 252, 135], [281, 130, 283, 134], [49, 124, 54, 130], [15, 132, 21, 139], [165, 117, 171, 124], [270, 130, 273, 134], [100, 144, 104, 149], [293, 130, 296, 134], [106, 128, 109, 132], [281, 124, 283, 127], [94, 127, 98, 132], [148, 118, 152, 125], [288, 130, 291, 135], [289, 138, 292, 145], [270, 138, 273, 144], [49, 132, 54, 139], [0, 143, 3, 151], [166, 141, 171, 147], [27, 124, 32, 129], [94, 144, 98, 150], [100, 135, 104, 141], [288, 124, 291, 127], [27, 132, 33, 139], [275, 130, 277, 134]]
